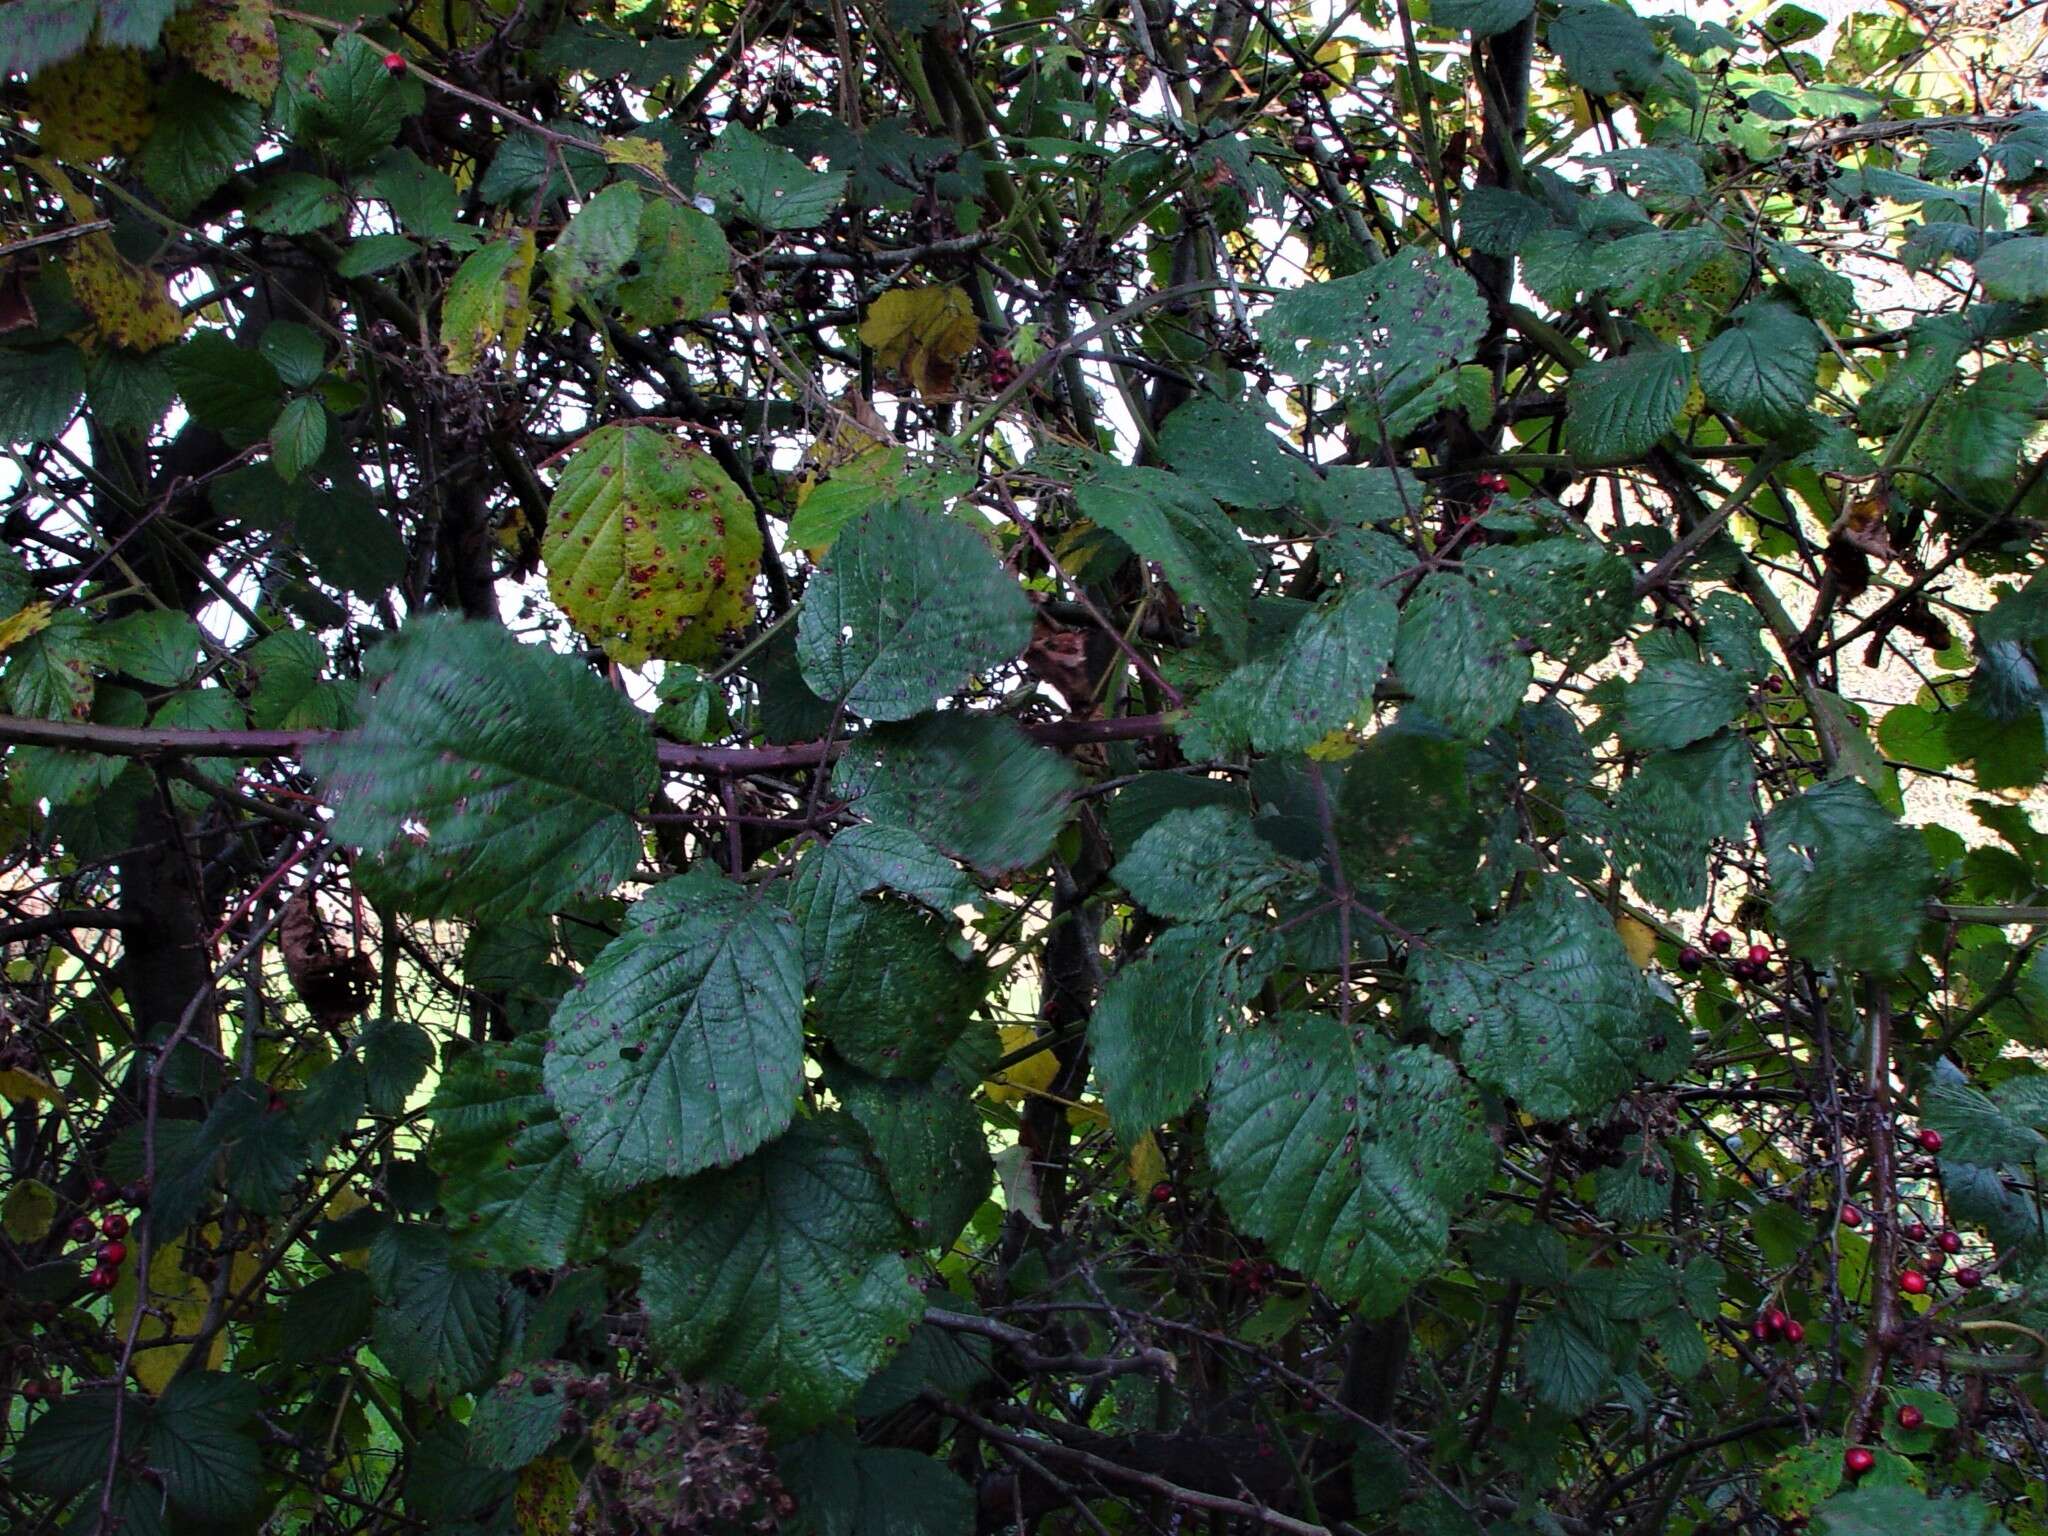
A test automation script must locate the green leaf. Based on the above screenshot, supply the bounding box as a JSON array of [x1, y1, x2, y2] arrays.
[[1208, 1016, 1492, 1313], [546, 182, 644, 309], [307, 613, 659, 922], [1548, 0, 1663, 94], [15, 1390, 142, 1499], [544, 867, 804, 1190], [697, 122, 846, 230], [834, 1068, 993, 1249], [359, 1017, 432, 1115], [1567, 345, 1693, 466], [1523, 1310, 1612, 1414], [282, 1269, 373, 1359], [293, 33, 418, 164], [260, 321, 326, 389], [334, 233, 420, 276], [1075, 463, 1256, 657], [1860, 315, 1969, 431], [433, 1036, 596, 1265], [1618, 660, 1749, 750], [0, 345, 85, 444], [780, 1431, 976, 1536], [1194, 588, 1400, 753], [1415, 879, 1654, 1119], [95, 610, 202, 688], [1258, 255, 1487, 433], [617, 198, 732, 328], [796, 505, 1031, 721], [136, 74, 260, 212], [1814, 1487, 2014, 1536], [1973, 235, 2048, 302], [1433, 0, 1535, 36], [145, 1373, 264, 1521], [1921, 361, 2045, 506], [1459, 185, 1551, 254], [243, 171, 346, 234], [806, 894, 979, 1079], [1393, 573, 1533, 738], [369, 1226, 507, 1396], [1093, 923, 1273, 1144], [168, 331, 282, 435], [0, 0, 95, 77], [4, 608, 97, 720], [1698, 301, 1820, 432], [1159, 398, 1310, 510], [467, 1359, 580, 1470], [269, 395, 328, 482], [832, 715, 1078, 874], [635, 1116, 923, 1424], [1763, 779, 1933, 975], [790, 824, 978, 939], [1114, 805, 1313, 921], [247, 628, 357, 730]]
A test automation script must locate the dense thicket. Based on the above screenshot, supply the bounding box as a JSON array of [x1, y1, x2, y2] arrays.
[[2, 0, 2047, 1532]]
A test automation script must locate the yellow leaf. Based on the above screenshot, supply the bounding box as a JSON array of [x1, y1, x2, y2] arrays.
[[441, 230, 537, 376], [1127, 1132, 1166, 1192], [985, 1024, 1057, 1105], [514, 1457, 580, 1536], [1616, 914, 1658, 969], [64, 235, 188, 352], [111, 1228, 250, 1393], [0, 602, 53, 654], [1304, 728, 1358, 760], [164, 0, 281, 104], [1066, 1101, 1109, 1131], [859, 285, 979, 396], [601, 137, 668, 173], [0, 1066, 66, 1107], [26, 47, 155, 161]]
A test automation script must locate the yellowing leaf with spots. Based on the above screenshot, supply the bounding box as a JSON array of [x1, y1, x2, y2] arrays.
[[543, 424, 763, 664], [985, 1024, 1057, 1105], [65, 234, 187, 352], [441, 230, 537, 376], [1616, 913, 1658, 969], [165, 0, 282, 104], [3, 1178, 57, 1241], [859, 285, 979, 396], [514, 1456, 579, 1535], [26, 48, 155, 161], [601, 136, 668, 174], [0, 602, 53, 654]]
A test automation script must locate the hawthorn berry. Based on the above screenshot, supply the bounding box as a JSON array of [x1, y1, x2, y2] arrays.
[[1782, 1318, 1805, 1344], [1706, 930, 1733, 954], [1290, 132, 1318, 155], [1228, 1258, 1251, 1284], [99, 1241, 126, 1266], [1916, 1128, 1943, 1152], [1150, 1181, 1174, 1204], [67, 1215, 95, 1243], [1922, 1249, 1945, 1273], [1764, 1307, 1789, 1335], [1843, 1446, 1875, 1477], [1896, 1404, 1924, 1430], [1936, 1229, 1962, 1254], [100, 1213, 128, 1239], [1750, 1316, 1772, 1343], [1839, 1203, 1864, 1228], [120, 1181, 149, 1206], [1954, 1266, 1983, 1289], [1747, 943, 1771, 966], [1300, 68, 1331, 89], [86, 1265, 116, 1292], [1904, 1220, 1927, 1241], [87, 1178, 115, 1205], [1899, 1269, 1929, 1296], [383, 51, 407, 75]]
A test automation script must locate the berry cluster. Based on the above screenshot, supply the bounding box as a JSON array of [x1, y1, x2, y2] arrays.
[[1749, 1305, 1805, 1346], [987, 345, 1018, 391], [72, 1177, 147, 1293], [1675, 930, 1774, 985]]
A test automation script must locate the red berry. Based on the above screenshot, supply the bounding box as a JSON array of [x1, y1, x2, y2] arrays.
[[20, 1380, 40, 1401], [1954, 1266, 1983, 1289], [1300, 68, 1331, 90], [1706, 930, 1733, 954], [1677, 945, 1705, 972], [86, 1266, 116, 1292], [99, 1213, 128, 1240], [1917, 1128, 1943, 1153], [98, 1241, 126, 1266], [1762, 675, 1784, 693], [1937, 1229, 1962, 1254], [1290, 132, 1318, 155], [1900, 1269, 1929, 1295], [1905, 1221, 1927, 1241], [1150, 1181, 1174, 1204], [1896, 1404, 1924, 1430], [1782, 1318, 1805, 1344], [1840, 1203, 1864, 1228], [1750, 1316, 1772, 1343], [1922, 1249, 1945, 1273], [67, 1216, 95, 1242], [1764, 1307, 1790, 1335], [120, 1181, 148, 1206], [383, 51, 407, 75], [1228, 1258, 1250, 1282], [1844, 1446, 1875, 1476], [87, 1178, 115, 1205], [1747, 943, 1771, 966]]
